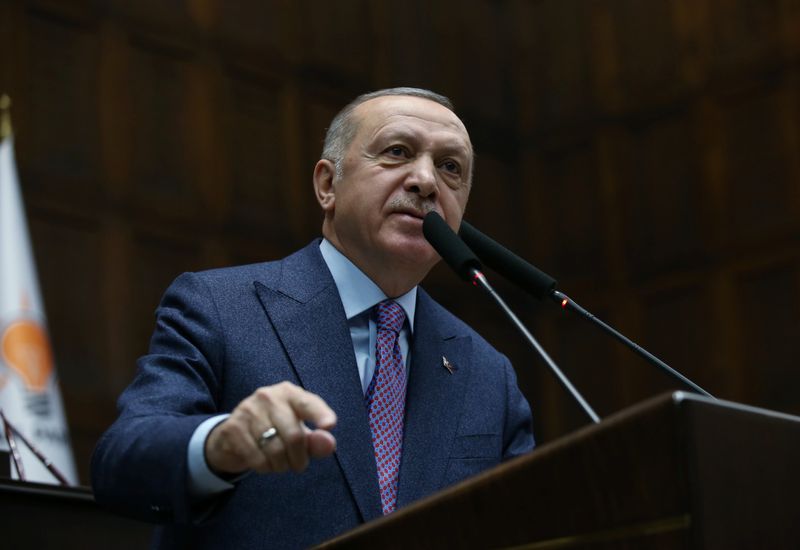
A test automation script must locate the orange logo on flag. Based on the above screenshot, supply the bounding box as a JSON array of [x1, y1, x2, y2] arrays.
[[1, 320, 54, 392]]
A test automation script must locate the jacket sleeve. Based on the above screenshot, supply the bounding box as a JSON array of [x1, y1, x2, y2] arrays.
[[91, 272, 227, 524]]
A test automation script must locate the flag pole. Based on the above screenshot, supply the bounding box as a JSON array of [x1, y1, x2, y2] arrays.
[[0, 94, 11, 140]]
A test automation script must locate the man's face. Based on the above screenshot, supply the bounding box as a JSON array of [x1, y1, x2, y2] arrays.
[[318, 95, 473, 285]]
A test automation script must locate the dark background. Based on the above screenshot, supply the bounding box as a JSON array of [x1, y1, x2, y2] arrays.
[[1, 0, 798, 485]]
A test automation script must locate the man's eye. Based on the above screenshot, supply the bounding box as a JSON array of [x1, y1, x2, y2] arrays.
[[440, 160, 461, 174], [386, 145, 409, 157]]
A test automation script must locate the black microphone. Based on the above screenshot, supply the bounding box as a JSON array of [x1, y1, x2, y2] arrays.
[[457, 219, 714, 399], [423, 212, 600, 424], [459, 221, 556, 300], [422, 212, 482, 282]]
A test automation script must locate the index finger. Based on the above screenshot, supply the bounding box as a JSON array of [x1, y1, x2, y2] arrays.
[[287, 387, 337, 430]]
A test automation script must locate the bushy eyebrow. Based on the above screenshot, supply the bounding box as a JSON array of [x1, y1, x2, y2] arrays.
[[372, 126, 471, 160]]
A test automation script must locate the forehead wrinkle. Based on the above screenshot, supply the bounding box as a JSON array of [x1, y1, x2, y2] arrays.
[[367, 120, 472, 158], [377, 111, 469, 138]]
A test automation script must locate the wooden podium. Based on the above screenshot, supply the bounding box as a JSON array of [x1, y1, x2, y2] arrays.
[[0, 478, 152, 548], [318, 392, 800, 549]]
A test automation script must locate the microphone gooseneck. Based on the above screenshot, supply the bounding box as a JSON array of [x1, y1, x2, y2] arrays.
[[458, 219, 714, 399], [423, 212, 600, 424]]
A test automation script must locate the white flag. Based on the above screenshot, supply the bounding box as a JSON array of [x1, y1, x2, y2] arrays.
[[0, 135, 78, 485]]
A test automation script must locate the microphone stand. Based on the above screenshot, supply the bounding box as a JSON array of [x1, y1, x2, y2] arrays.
[[424, 211, 600, 424], [459, 220, 713, 399], [472, 271, 600, 424], [0, 409, 71, 486], [552, 291, 713, 398]]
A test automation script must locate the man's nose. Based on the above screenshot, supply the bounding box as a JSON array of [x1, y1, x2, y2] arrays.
[[404, 157, 438, 197]]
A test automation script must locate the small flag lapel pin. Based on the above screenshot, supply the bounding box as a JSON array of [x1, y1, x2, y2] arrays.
[[442, 356, 455, 374]]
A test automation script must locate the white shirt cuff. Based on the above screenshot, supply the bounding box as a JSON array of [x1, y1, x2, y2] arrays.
[[187, 414, 236, 498]]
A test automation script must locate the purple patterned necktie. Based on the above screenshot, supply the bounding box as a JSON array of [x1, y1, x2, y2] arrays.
[[366, 300, 407, 515]]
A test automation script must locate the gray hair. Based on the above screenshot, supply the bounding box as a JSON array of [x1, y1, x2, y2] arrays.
[[321, 87, 469, 179]]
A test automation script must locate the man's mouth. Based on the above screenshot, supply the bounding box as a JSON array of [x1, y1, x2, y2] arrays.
[[392, 208, 426, 220]]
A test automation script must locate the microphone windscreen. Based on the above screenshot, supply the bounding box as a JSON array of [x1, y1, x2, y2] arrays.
[[459, 221, 557, 300], [423, 212, 482, 281]]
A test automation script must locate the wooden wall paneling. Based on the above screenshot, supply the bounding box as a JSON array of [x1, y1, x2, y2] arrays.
[[219, 69, 289, 241], [108, 0, 196, 35], [362, 2, 391, 86], [0, 0, 26, 138], [619, 110, 708, 281], [464, 151, 520, 246], [707, 270, 746, 400], [96, 16, 138, 413], [369, 0, 445, 91], [791, 71, 800, 228], [780, 0, 800, 59], [708, 0, 785, 78], [526, 1, 595, 131], [609, 0, 686, 112], [0, 0, 15, 89], [515, 146, 554, 279], [671, 0, 713, 89], [28, 212, 108, 484], [639, 281, 714, 397], [537, 138, 608, 286], [281, 80, 316, 246], [97, 18, 134, 207], [295, 0, 375, 86], [28, 215, 107, 393], [126, 33, 198, 220], [694, 96, 729, 255], [184, 0, 216, 35], [718, 80, 797, 247], [18, 5, 102, 204], [425, 2, 464, 98], [100, 220, 133, 396], [451, 0, 509, 122], [216, 1, 293, 61], [594, 127, 628, 287], [778, 66, 800, 227], [735, 262, 800, 414], [220, 66, 307, 269], [586, 0, 624, 117], [185, 52, 225, 228], [506, 0, 541, 131]]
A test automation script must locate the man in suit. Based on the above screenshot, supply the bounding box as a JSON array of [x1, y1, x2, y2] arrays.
[[92, 87, 534, 549]]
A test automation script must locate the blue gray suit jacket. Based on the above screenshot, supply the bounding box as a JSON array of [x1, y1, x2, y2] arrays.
[[91, 241, 534, 549]]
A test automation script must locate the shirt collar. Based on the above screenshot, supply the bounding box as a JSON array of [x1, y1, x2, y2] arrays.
[[319, 239, 416, 332]]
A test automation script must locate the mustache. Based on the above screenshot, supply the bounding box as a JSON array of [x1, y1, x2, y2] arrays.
[[387, 196, 438, 216]]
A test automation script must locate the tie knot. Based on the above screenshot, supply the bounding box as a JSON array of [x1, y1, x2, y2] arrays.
[[376, 300, 405, 333]]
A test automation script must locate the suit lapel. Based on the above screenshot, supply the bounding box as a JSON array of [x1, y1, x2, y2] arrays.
[[253, 244, 382, 523], [395, 290, 471, 508]]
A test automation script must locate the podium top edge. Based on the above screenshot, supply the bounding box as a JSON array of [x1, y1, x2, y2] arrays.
[[671, 391, 800, 423], [0, 478, 94, 501]]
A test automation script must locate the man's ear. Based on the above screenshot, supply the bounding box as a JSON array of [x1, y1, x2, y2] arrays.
[[313, 159, 336, 212]]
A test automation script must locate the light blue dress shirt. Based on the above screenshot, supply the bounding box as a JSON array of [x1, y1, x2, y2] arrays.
[[187, 239, 417, 496]]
